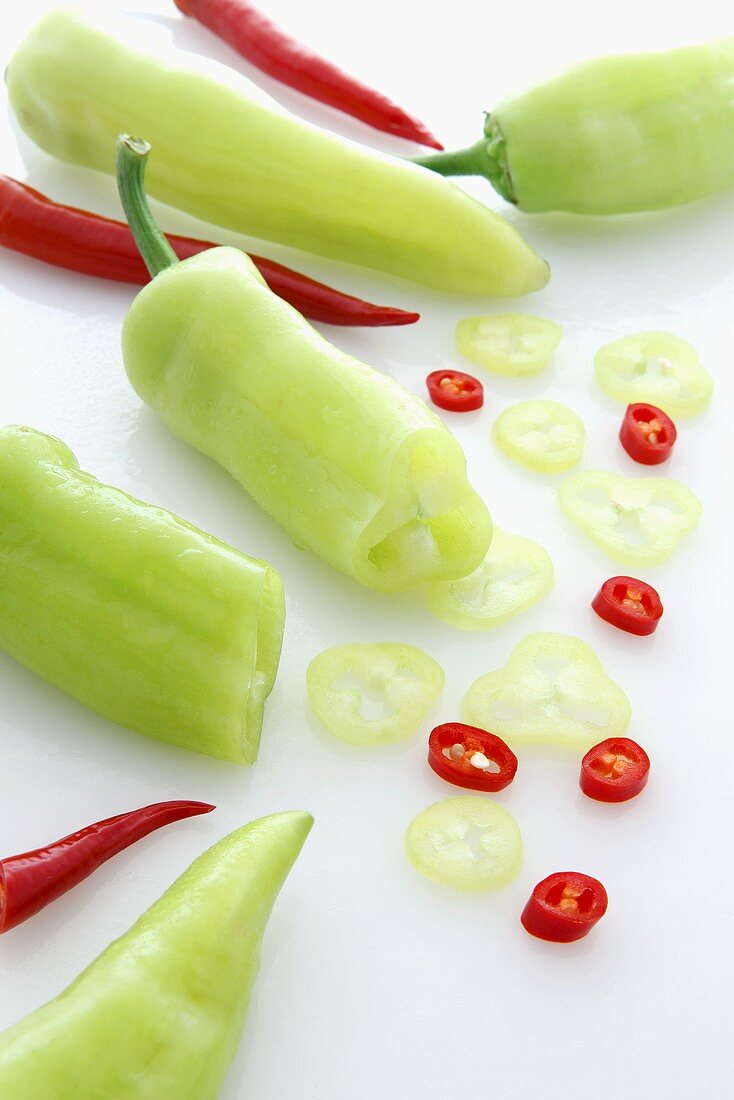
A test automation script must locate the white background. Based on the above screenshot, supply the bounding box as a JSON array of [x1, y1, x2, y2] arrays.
[[1, 2, 732, 1097]]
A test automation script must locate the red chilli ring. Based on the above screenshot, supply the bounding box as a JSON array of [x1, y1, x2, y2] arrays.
[[428, 723, 517, 792], [426, 370, 484, 412], [521, 872, 608, 943]]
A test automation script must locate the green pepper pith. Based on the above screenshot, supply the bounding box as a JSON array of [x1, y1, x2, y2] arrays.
[[117, 137, 492, 592], [6, 9, 548, 295], [414, 38, 734, 214], [0, 426, 284, 764], [0, 812, 312, 1098]]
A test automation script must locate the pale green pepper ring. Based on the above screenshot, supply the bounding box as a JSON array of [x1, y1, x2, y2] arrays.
[[463, 631, 632, 750], [404, 796, 524, 891], [456, 313, 562, 377], [307, 642, 444, 746], [594, 332, 713, 417], [558, 469, 702, 565], [492, 399, 585, 473], [425, 527, 554, 630]]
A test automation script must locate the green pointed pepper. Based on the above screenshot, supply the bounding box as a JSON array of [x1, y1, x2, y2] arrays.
[[414, 38, 734, 214], [117, 137, 492, 592], [5, 9, 548, 296], [0, 811, 313, 1099], [0, 425, 284, 764]]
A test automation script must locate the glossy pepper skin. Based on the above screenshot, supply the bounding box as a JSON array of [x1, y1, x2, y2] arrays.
[[0, 811, 313, 1098], [6, 10, 548, 297], [173, 0, 443, 148], [0, 802, 214, 935], [118, 138, 492, 592], [415, 39, 734, 214], [0, 175, 419, 327], [0, 426, 284, 764]]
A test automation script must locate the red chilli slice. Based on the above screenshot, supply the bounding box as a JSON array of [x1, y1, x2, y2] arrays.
[[426, 370, 484, 412], [592, 576, 663, 636], [428, 723, 517, 792], [580, 737, 650, 803], [521, 872, 608, 943], [620, 403, 677, 465]]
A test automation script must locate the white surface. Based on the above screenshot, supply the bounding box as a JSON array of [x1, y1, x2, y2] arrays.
[[0, 2, 732, 1097]]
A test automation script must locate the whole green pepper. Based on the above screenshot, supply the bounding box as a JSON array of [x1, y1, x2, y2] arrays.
[[414, 38, 734, 214], [0, 811, 313, 1099], [0, 425, 284, 764], [117, 137, 492, 592], [6, 9, 548, 296]]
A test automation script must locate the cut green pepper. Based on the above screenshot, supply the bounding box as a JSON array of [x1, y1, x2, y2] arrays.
[[463, 632, 631, 750], [0, 425, 284, 764], [307, 643, 444, 746], [595, 332, 713, 418], [404, 796, 523, 891], [6, 10, 549, 297], [492, 400, 585, 473], [558, 469, 702, 565], [425, 528, 553, 630], [456, 313, 562, 377], [117, 137, 491, 592], [0, 811, 312, 1098]]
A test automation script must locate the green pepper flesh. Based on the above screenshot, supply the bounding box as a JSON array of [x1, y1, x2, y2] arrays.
[[0, 426, 284, 764], [6, 10, 549, 296], [0, 811, 312, 1098]]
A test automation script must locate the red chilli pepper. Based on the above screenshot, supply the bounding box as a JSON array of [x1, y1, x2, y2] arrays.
[[521, 872, 608, 943], [580, 737, 650, 803], [426, 370, 484, 412], [0, 176, 419, 328], [620, 403, 677, 465], [592, 576, 663, 636], [173, 0, 442, 149], [0, 800, 214, 934], [428, 722, 518, 792]]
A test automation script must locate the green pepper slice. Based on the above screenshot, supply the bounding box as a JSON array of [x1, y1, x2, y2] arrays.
[[492, 400, 585, 473], [595, 332, 713, 417], [404, 796, 524, 891], [558, 469, 702, 565], [426, 528, 553, 630], [307, 643, 444, 746], [456, 313, 562, 377], [463, 632, 632, 750]]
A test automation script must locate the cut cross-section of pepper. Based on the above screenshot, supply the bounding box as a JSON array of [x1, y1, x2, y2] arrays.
[[463, 632, 631, 750], [592, 576, 663, 635], [426, 370, 484, 412], [521, 871, 608, 942], [580, 737, 650, 802], [456, 313, 562, 377], [558, 469, 701, 565], [492, 399, 585, 473], [426, 527, 553, 631], [620, 403, 677, 465], [595, 332, 713, 418], [404, 796, 523, 891], [307, 643, 444, 746], [428, 723, 518, 792]]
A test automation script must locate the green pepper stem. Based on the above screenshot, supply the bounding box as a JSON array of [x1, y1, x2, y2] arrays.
[[410, 115, 516, 205], [115, 134, 178, 278]]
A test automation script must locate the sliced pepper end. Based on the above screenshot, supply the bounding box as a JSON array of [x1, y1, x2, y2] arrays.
[[354, 428, 492, 592]]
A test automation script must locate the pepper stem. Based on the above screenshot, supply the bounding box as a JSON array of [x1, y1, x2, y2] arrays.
[[410, 115, 516, 205], [115, 134, 178, 278]]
